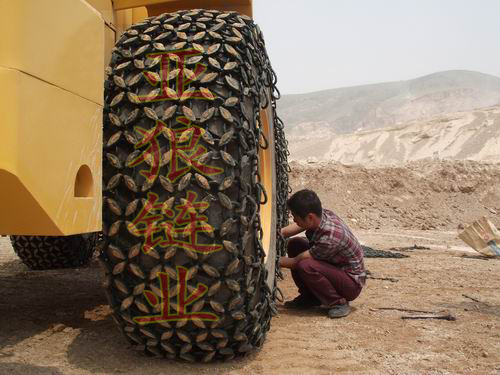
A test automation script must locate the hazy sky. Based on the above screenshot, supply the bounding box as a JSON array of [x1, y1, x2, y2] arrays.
[[253, 0, 500, 94]]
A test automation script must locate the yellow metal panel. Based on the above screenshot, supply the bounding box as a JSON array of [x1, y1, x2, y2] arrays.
[[132, 7, 149, 22], [86, 0, 115, 25], [0, 0, 104, 105], [0, 67, 19, 175], [113, 0, 253, 17], [0, 170, 62, 235], [0, 68, 102, 236], [115, 8, 134, 37], [115, 7, 148, 37], [104, 24, 116, 72], [113, 0, 172, 9]]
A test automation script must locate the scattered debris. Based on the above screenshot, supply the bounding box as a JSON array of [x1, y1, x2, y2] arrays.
[[459, 217, 500, 257], [462, 294, 481, 303], [460, 254, 499, 261], [483, 205, 498, 215], [362, 245, 409, 259], [373, 307, 436, 314], [401, 313, 456, 321], [462, 294, 489, 305], [390, 244, 431, 252], [367, 276, 399, 282], [373, 307, 457, 321]]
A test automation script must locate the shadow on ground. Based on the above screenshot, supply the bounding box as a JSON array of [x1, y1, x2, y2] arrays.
[[0, 259, 106, 350], [0, 362, 65, 375], [67, 314, 258, 374], [0, 258, 260, 373]]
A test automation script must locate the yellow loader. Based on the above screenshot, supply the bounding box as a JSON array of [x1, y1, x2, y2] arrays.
[[0, 0, 289, 362]]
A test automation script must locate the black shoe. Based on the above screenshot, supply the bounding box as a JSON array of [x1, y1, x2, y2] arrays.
[[327, 303, 351, 318], [284, 295, 320, 309]]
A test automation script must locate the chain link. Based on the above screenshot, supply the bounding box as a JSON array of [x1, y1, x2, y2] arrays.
[[249, 24, 290, 313]]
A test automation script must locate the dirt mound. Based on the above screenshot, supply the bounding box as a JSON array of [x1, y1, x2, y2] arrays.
[[289, 159, 500, 231]]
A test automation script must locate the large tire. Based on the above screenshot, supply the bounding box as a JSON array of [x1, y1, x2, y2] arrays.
[[9, 234, 97, 270], [101, 10, 288, 362]]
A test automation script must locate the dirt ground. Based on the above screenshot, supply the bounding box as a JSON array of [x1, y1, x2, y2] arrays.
[[1, 229, 499, 375], [1, 160, 499, 374]]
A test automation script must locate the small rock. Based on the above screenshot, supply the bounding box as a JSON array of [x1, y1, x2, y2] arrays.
[[52, 323, 65, 332]]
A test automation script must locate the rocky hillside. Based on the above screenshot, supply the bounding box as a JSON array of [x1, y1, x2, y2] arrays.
[[279, 70, 500, 135], [288, 106, 500, 164]]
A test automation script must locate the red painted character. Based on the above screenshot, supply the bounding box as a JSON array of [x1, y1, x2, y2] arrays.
[[128, 191, 223, 255], [137, 50, 215, 102], [165, 116, 223, 182], [129, 116, 223, 183], [127, 192, 174, 254], [133, 266, 219, 324], [129, 121, 167, 183]]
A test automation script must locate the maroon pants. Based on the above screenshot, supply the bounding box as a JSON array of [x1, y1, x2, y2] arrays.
[[287, 237, 362, 306]]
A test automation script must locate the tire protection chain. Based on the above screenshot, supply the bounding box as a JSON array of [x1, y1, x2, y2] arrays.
[[101, 10, 290, 360], [247, 24, 289, 315]]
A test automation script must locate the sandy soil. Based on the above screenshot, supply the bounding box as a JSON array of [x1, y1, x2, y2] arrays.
[[1, 160, 499, 374], [1, 230, 499, 375]]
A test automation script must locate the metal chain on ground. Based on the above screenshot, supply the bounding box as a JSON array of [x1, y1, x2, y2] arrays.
[[361, 245, 409, 259]]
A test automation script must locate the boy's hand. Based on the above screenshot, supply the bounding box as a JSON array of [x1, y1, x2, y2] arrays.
[[279, 256, 295, 269], [279, 250, 312, 269]]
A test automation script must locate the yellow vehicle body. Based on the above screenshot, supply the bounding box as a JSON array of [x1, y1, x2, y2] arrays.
[[0, 0, 252, 236]]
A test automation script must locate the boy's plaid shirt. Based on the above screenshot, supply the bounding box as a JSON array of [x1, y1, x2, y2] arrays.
[[306, 209, 366, 287]]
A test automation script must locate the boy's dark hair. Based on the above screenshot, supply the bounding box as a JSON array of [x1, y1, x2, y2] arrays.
[[287, 189, 322, 219]]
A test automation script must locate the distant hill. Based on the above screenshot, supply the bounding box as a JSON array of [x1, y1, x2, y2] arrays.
[[278, 70, 500, 135], [288, 106, 500, 164]]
